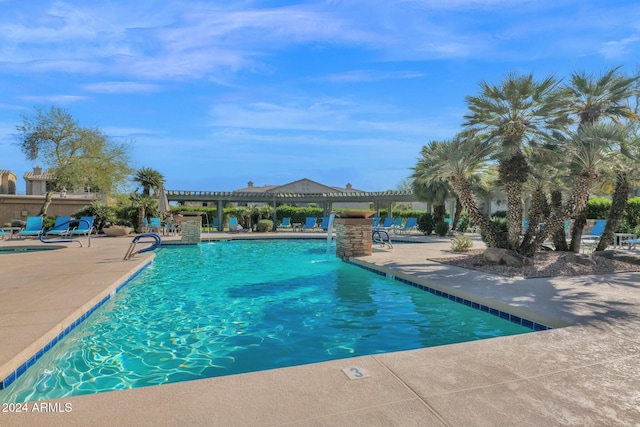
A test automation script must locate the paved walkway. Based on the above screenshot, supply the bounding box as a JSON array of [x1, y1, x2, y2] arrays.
[[1, 233, 639, 426]]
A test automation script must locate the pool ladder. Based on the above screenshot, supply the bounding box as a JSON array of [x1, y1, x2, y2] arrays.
[[124, 233, 162, 260], [372, 230, 393, 249]]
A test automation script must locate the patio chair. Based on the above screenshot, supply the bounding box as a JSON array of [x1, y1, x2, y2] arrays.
[[228, 217, 245, 233], [371, 217, 380, 229], [396, 217, 418, 234], [302, 217, 317, 231], [149, 217, 162, 233], [45, 216, 72, 236], [279, 217, 292, 230], [68, 216, 95, 236], [320, 216, 330, 230], [379, 218, 394, 231], [391, 217, 403, 233], [581, 219, 607, 252], [18, 216, 44, 238], [0, 228, 6, 239]]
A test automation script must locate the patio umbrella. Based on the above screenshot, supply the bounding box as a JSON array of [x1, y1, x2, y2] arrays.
[[158, 184, 170, 214]]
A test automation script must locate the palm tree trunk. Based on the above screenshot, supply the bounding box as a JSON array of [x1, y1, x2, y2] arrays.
[[569, 209, 587, 252], [451, 197, 462, 231], [450, 175, 507, 248], [137, 205, 145, 233], [433, 203, 446, 223], [596, 171, 629, 251], [550, 190, 569, 251], [525, 168, 598, 256], [519, 187, 548, 252]]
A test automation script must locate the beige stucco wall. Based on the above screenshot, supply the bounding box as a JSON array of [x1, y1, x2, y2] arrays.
[[0, 195, 96, 225]]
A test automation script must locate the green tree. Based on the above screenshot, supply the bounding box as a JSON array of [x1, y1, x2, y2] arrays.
[[464, 73, 569, 249], [133, 167, 165, 196], [563, 67, 638, 251], [16, 106, 132, 216]]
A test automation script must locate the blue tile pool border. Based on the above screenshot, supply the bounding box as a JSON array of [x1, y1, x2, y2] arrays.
[[347, 260, 552, 333], [0, 260, 153, 391]]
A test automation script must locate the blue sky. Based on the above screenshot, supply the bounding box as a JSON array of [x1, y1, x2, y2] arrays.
[[1, 0, 639, 193]]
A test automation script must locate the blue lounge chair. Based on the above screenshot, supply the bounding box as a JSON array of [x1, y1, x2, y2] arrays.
[[228, 217, 244, 232], [46, 216, 72, 236], [379, 218, 394, 231], [581, 219, 607, 252], [0, 228, 6, 239], [396, 217, 418, 234], [149, 217, 161, 233], [391, 217, 403, 233], [302, 217, 317, 231], [279, 217, 291, 230], [320, 217, 330, 230], [18, 216, 43, 238], [68, 216, 95, 236], [371, 217, 380, 229]]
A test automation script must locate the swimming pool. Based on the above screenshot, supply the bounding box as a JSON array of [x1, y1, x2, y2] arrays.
[[1, 240, 534, 403]]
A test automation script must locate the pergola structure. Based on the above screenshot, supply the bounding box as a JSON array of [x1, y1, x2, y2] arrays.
[[166, 189, 420, 231]]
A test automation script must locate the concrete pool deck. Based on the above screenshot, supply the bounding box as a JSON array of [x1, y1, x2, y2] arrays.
[[1, 232, 639, 426]]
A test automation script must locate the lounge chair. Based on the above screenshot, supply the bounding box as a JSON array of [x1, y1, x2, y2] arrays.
[[45, 216, 72, 236], [18, 216, 44, 238], [371, 217, 380, 229], [391, 217, 403, 233], [581, 219, 607, 252], [396, 217, 418, 234], [379, 218, 394, 231], [320, 217, 330, 230], [279, 217, 292, 230], [302, 217, 317, 231], [149, 217, 162, 233], [68, 216, 95, 236], [0, 228, 6, 239], [228, 217, 245, 233]]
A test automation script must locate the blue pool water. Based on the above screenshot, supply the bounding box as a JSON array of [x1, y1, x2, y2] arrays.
[[1, 240, 532, 402]]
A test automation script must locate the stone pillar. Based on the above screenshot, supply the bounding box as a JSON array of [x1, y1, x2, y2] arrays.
[[180, 212, 202, 243], [334, 218, 373, 259]]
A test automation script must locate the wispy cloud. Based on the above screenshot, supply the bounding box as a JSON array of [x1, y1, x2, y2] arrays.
[[19, 95, 86, 104], [82, 82, 162, 94], [324, 70, 425, 83]]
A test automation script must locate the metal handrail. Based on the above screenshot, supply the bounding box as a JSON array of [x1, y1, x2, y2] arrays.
[[39, 218, 91, 247], [124, 233, 162, 260], [372, 230, 393, 249]]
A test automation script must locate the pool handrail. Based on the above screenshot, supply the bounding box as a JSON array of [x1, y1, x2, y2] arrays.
[[39, 218, 91, 247], [124, 233, 162, 259]]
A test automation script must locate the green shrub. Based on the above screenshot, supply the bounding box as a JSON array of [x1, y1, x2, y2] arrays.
[[450, 232, 473, 251], [417, 213, 434, 235], [43, 217, 56, 229], [256, 219, 273, 232], [586, 197, 611, 219], [492, 210, 507, 218], [456, 212, 471, 232], [623, 197, 640, 230], [434, 220, 449, 236]]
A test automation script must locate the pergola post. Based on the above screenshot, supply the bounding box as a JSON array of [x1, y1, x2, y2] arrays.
[[217, 200, 224, 231]]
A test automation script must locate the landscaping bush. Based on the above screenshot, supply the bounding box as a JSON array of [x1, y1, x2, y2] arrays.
[[256, 219, 274, 232], [417, 213, 434, 235], [434, 220, 449, 236], [450, 232, 473, 252], [456, 211, 471, 232], [586, 197, 611, 219]]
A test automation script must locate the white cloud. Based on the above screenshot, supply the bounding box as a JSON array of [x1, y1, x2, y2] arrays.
[[19, 95, 86, 104], [82, 82, 162, 94]]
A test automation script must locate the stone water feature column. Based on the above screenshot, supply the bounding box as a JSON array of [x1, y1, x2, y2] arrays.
[[334, 217, 373, 259], [180, 212, 203, 243]]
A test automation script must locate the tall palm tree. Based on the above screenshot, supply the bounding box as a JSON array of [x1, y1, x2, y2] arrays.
[[411, 148, 452, 224], [464, 73, 569, 249], [133, 167, 165, 196], [528, 124, 624, 255], [595, 125, 640, 251], [563, 67, 638, 252]]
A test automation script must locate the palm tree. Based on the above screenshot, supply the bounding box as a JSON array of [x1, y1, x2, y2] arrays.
[[416, 133, 506, 247], [528, 124, 624, 255], [563, 67, 638, 252], [133, 167, 165, 196], [464, 73, 569, 249], [411, 149, 452, 224], [595, 125, 640, 251]]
